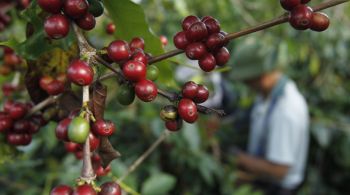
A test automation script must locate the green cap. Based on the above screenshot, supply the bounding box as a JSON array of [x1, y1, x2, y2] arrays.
[[229, 37, 284, 81]]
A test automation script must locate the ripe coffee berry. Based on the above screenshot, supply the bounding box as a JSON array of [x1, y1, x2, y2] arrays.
[[185, 22, 208, 42], [13, 120, 29, 133], [194, 84, 209, 103], [0, 114, 13, 133], [63, 0, 89, 19], [99, 182, 122, 195], [92, 119, 116, 136], [160, 35, 168, 46], [206, 33, 226, 51], [64, 141, 80, 152], [38, 0, 63, 14], [310, 12, 330, 32], [135, 79, 158, 102], [44, 14, 70, 39], [289, 5, 313, 30], [122, 60, 146, 82], [199, 53, 216, 72], [67, 59, 94, 86], [165, 118, 183, 132], [182, 15, 200, 31], [280, 0, 301, 11], [182, 81, 198, 99], [129, 37, 145, 50], [73, 184, 96, 195], [50, 185, 73, 195], [174, 31, 190, 50], [203, 18, 221, 35], [132, 50, 148, 65], [45, 79, 65, 95], [178, 98, 198, 123], [214, 47, 230, 66], [185, 42, 207, 60], [75, 13, 96, 31], [86, 133, 100, 151], [107, 40, 131, 62], [56, 118, 71, 141], [106, 23, 116, 34], [201, 16, 214, 22], [9, 102, 27, 120]]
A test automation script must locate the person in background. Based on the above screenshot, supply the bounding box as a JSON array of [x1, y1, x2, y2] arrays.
[[229, 38, 310, 195]]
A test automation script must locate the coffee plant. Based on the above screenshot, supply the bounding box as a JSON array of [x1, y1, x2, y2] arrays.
[[0, 0, 349, 194]]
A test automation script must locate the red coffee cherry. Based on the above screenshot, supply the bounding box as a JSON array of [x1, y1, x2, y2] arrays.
[[99, 182, 122, 195], [50, 185, 73, 195], [44, 14, 70, 39], [214, 47, 230, 66], [13, 119, 30, 133], [46, 79, 65, 95], [0, 113, 13, 133], [178, 98, 198, 123], [160, 35, 168, 46], [289, 5, 313, 30], [27, 120, 41, 134], [75, 13, 96, 31], [107, 40, 131, 62], [38, 0, 63, 14], [203, 18, 221, 35], [206, 33, 226, 51], [310, 12, 330, 32], [64, 141, 80, 153], [199, 53, 216, 72], [92, 119, 116, 136], [106, 23, 116, 34], [56, 118, 72, 141], [174, 31, 190, 50], [135, 79, 158, 102], [2, 83, 16, 96], [280, 0, 301, 11], [182, 15, 200, 31], [129, 37, 145, 51], [182, 81, 198, 99], [185, 42, 207, 60], [194, 84, 209, 103], [73, 184, 97, 195], [185, 22, 208, 42], [74, 151, 83, 159], [122, 60, 146, 82], [201, 16, 214, 22], [9, 102, 27, 120], [86, 133, 100, 151], [40, 75, 54, 91], [165, 118, 183, 132], [63, 0, 89, 19], [132, 50, 148, 65], [67, 59, 94, 86], [4, 53, 21, 67]]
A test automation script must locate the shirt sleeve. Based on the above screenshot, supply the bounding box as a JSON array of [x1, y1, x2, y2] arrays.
[[265, 112, 299, 166]]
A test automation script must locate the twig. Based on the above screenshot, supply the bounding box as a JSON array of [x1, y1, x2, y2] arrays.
[[118, 130, 171, 182], [26, 96, 58, 117], [197, 105, 226, 117], [147, 0, 350, 64]]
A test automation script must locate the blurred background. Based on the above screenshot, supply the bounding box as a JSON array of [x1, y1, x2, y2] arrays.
[[1, 0, 350, 195]]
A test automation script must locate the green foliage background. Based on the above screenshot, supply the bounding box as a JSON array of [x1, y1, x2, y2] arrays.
[[0, 0, 350, 195]]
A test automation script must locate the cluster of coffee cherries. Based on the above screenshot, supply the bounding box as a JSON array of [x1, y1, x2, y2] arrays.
[[40, 73, 67, 96], [38, 0, 104, 39], [173, 15, 230, 72], [0, 100, 46, 146], [280, 0, 330, 31], [50, 181, 121, 195], [0, 0, 31, 31], [107, 37, 159, 103], [0, 47, 22, 76], [160, 81, 209, 131]]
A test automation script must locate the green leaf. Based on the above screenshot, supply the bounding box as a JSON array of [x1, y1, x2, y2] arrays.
[[141, 173, 176, 195], [102, 0, 174, 85]]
